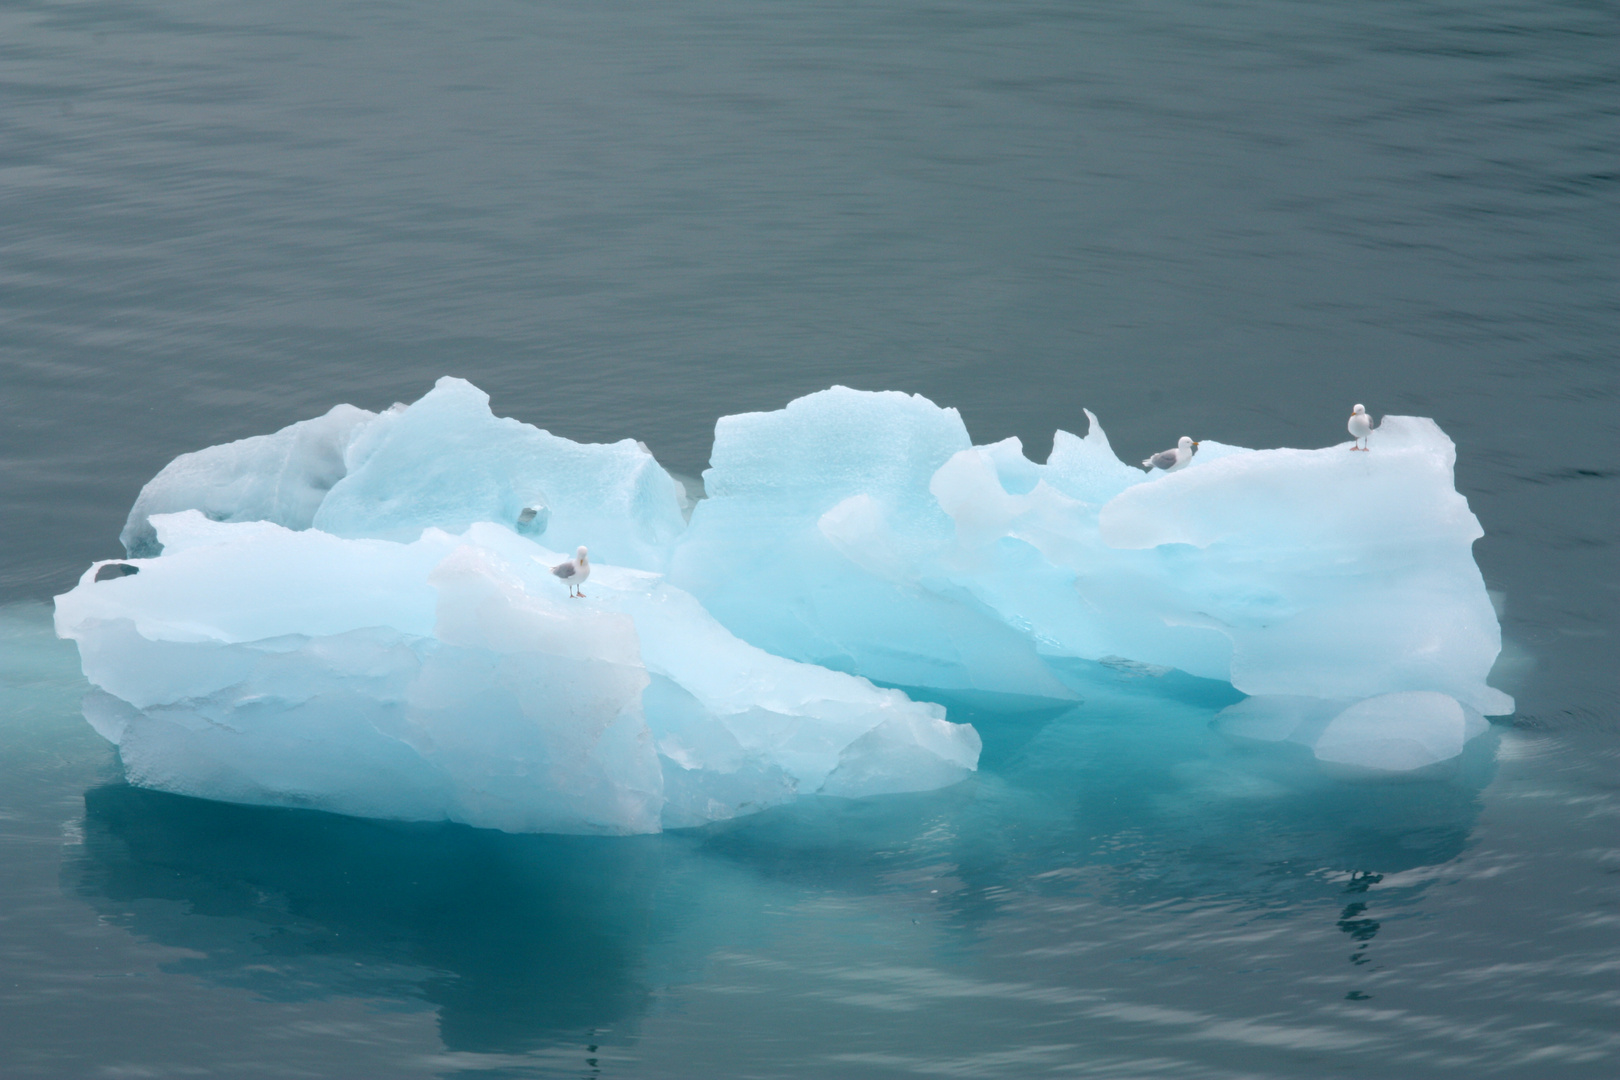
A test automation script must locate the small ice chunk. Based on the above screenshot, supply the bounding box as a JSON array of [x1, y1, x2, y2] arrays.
[[1312, 692, 1489, 772]]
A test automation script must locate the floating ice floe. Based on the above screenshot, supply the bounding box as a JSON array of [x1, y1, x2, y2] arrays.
[[62, 377, 1513, 824], [58, 513, 979, 834]]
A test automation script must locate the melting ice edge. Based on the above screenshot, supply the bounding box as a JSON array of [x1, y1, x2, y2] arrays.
[[54, 378, 1512, 834]]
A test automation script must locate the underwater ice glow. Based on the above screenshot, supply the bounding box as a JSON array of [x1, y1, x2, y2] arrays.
[[57, 378, 1511, 833]]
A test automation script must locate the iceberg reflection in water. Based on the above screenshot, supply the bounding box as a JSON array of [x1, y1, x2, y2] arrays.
[[67, 667, 1498, 1066]]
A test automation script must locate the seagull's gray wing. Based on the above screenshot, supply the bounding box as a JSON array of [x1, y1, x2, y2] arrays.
[[552, 561, 577, 580], [1145, 449, 1178, 471]]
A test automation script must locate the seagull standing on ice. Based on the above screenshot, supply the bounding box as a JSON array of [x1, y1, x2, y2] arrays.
[[1348, 404, 1373, 451], [552, 546, 590, 598], [1142, 435, 1198, 472]]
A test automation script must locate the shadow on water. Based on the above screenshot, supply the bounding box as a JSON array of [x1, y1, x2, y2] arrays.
[[68, 667, 1498, 1055]]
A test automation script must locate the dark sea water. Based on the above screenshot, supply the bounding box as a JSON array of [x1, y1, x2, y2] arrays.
[[2, 1, 1616, 1076]]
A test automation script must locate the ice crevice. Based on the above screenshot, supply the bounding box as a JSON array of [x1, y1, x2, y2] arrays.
[[58, 377, 1514, 832]]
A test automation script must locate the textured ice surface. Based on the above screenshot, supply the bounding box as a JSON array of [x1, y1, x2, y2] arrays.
[[672, 387, 1512, 723], [57, 512, 979, 834], [121, 378, 686, 571], [120, 403, 376, 557], [668, 388, 1076, 699], [312, 378, 686, 570]]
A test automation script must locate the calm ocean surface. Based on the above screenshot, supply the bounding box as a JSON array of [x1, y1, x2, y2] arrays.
[[2, 1, 1616, 1076]]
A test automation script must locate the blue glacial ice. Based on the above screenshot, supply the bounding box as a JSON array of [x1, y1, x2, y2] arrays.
[[60, 377, 1513, 831], [671, 387, 1510, 718], [58, 513, 978, 834], [123, 377, 687, 571], [120, 401, 376, 557]]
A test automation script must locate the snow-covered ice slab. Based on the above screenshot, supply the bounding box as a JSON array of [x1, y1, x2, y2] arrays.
[[57, 512, 980, 834]]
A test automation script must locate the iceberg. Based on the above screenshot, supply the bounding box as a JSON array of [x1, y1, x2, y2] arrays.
[[57, 512, 980, 834], [65, 376, 1511, 815]]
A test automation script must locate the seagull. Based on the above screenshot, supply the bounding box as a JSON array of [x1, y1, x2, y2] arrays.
[[551, 546, 590, 598], [1348, 404, 1373, 451], [1142, 436, 1198, 472]]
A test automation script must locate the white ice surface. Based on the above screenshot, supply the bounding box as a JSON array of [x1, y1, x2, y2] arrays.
[[57, 512, 979, 834]]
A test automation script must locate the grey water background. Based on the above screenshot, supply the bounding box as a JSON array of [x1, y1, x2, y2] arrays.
[[1, 0, 1616, 1076]]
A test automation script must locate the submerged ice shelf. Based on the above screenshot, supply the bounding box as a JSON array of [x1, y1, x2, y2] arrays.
[[58, 377, 1513, 833]]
